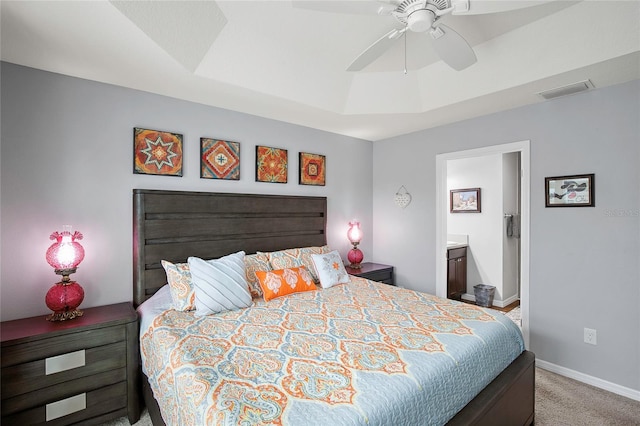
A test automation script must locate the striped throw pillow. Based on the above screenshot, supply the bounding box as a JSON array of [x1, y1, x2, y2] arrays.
[[187, 251, 252, 316]]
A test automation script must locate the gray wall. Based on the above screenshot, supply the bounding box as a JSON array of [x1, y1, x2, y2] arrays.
[[0, 62, 373, 321], [373, 80, 640, 391]]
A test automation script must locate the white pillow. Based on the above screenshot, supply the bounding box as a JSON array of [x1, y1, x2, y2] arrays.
[[188, 251, 252, 316], [311, 250, 351, 289]]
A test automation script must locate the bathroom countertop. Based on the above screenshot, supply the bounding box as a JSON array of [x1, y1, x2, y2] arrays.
[[447, 241, 468, 249]]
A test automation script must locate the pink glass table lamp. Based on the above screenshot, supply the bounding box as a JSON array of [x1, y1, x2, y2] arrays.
[[347, 220, 363, 268], [45, 225, 85, 321]]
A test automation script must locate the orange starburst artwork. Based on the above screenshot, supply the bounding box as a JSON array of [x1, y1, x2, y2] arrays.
[[256, 146, 288, 183], [134, 127, 183, 176]]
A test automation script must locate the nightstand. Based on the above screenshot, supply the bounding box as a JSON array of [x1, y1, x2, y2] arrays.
[[1, 302, 140, 425], [345, 262, 395, 286]]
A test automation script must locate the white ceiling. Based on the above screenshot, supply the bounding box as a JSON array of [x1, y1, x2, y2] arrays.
[[2, 0, 639, 141]]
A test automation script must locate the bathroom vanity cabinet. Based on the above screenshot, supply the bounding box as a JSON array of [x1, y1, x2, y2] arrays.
[[447, 247, 467, 300]]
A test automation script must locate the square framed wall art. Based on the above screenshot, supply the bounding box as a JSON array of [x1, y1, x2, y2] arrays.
[[545, 173, 595, 207], [200, 138, 240, 180], [255, 145, 288, 183], [450, 188, 481, 213], [299, 152, 326, 186], [133, 127, 183, 176]]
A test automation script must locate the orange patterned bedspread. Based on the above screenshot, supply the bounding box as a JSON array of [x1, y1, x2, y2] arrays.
[[141, 277, 524, 425]]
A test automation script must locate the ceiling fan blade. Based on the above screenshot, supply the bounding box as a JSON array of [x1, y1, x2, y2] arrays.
[[291, 0, 382, 15], [347, 28, 405, 71], [452, 0, 555, 15], [429, 24, 476, 71]]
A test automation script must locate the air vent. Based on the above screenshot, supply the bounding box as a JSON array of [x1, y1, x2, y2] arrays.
[[537, 80, 594, 100]]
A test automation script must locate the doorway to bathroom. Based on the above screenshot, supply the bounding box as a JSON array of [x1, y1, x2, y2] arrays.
[[435, 140, 530, 348]]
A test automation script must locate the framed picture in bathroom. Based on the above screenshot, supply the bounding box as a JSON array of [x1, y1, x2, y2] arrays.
[[450, 188, 481, 213]]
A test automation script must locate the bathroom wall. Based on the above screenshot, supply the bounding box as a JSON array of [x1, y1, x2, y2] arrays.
[[447, 154, 504, 300], [502, 152, 521, 302]]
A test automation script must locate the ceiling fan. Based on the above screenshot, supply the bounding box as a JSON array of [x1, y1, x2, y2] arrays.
[[349, 0, 476, 71], [296, 0, 552, 72]]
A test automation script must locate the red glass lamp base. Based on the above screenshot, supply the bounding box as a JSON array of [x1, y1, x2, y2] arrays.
[[347, 248, 364, 269], [45, 281, 84, 321]]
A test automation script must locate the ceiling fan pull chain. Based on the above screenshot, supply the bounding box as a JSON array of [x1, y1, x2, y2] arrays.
[[404, 24, 408, 74]]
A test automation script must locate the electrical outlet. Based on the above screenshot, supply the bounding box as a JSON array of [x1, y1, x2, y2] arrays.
[[584, 328, 597, 345]]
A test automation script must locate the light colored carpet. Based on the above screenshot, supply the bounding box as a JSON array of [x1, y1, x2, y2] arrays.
[[105, 367, 639, 425], [101, 409, 151, 426], [535, 367, 640, 425]]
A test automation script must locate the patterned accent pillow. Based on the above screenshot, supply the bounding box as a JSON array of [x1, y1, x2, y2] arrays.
[[311, 250, 351, 289], [255, 267, 317, 302], [266, 246, 330, 283], [243, 253, 271, 299], [188, 252, 252, 316], [161, 260, 195, 311]]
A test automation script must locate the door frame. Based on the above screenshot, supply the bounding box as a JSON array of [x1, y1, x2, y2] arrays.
[[435, 140, 530, 348]]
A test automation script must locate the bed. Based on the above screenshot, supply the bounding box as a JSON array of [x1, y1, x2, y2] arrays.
[[133, 189, 534, 425]]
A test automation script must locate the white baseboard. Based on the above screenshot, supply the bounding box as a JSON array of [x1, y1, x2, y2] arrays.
[[461, 293, 519, 308], [461, 293, 474, 302], [536, 359, 640, 401], [499, 294, 519, 307]]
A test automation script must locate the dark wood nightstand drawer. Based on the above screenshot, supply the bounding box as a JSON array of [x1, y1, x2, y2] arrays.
[[2, 367, 126, 416], [1, 326, 125, 368], [2, 341, 126, 398], [2, 380, 127, 425]]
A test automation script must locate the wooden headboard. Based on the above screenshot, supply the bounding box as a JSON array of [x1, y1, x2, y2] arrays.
[[133, 189, 327, 306]]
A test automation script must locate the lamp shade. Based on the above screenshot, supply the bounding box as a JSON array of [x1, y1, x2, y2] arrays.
[[347, 221, 362, 244], [46, 227, 85, 271]]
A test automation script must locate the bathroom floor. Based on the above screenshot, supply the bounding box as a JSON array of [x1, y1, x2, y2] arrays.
[[461, 299, 520, 313], [460, 299, 522, 328]]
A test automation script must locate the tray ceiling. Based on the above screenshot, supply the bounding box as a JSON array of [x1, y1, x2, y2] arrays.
[[2, 0, 639, 140]]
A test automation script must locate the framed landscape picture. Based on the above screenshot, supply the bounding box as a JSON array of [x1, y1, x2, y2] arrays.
[[256, 145, 288, 183], [200, 138, 240, 180], [450, 188, 481, 213], [133, 127, 183, 176], [299, 152, 326, 186], [545, 174, 595, 207]]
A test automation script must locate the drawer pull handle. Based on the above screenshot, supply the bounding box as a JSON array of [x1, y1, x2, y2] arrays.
[[45, 349, 86, 375], [46, 393, 86, 421]]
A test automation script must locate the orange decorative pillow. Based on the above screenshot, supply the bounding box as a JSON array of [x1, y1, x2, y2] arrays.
[[255, 267, 317, 301]]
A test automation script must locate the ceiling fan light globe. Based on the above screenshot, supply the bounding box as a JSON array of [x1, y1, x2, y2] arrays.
[[407, 9, 435, 32]]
